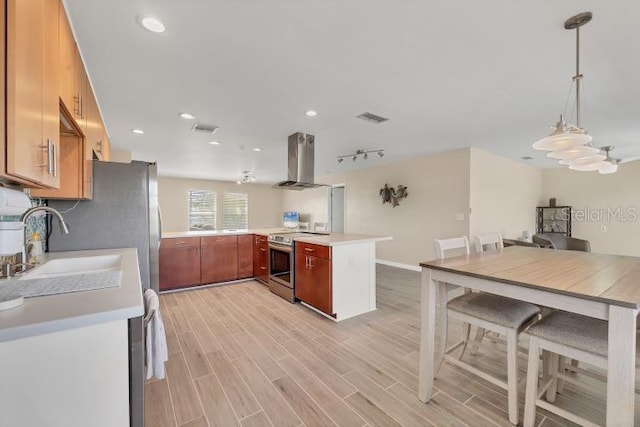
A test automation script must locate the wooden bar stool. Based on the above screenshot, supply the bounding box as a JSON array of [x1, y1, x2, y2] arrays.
[[434, 236, 540, 425], [523, 310, 632, 427]]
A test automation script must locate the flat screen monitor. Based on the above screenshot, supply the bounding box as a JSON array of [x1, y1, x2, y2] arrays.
[[283, 211, 299, 229]]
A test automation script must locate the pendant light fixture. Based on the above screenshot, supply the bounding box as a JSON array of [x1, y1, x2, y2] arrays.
[[532, 12, 616, 172]]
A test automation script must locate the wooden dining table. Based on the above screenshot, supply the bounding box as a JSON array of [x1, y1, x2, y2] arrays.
[[418, 246, 640, 426]]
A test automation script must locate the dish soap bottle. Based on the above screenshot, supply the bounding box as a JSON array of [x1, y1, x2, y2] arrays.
[[29, 232, 43, 264]]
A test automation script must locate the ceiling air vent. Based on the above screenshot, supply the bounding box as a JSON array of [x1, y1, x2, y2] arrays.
[[356, 112, 389, 124], [191, 123, 219, 134]]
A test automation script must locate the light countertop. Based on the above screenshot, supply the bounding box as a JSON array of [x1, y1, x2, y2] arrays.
[[293, 233, 392, 246], [0, 248, 143, 343], [162, 229, 392, 246], [162, 228, 289, 238]]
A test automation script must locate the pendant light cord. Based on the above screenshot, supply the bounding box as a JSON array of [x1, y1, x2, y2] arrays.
[[574, 26, 582, 128]]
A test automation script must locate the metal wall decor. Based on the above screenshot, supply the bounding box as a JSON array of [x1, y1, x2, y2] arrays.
[[379, 184, 408, 207]]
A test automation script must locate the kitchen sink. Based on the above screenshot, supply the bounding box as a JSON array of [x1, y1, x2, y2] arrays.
[[19, 254, 123, 279]]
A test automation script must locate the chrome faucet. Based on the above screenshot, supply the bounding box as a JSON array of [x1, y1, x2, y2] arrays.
[[21, 206, 70, 264]]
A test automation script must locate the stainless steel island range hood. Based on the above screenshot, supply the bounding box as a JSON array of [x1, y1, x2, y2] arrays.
[[274, 132, 326, 190]]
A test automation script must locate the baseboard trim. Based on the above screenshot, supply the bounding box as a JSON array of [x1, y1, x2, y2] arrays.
[[376, 259, 421, 272]]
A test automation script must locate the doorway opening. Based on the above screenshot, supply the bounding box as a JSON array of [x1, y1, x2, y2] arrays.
[[327, 185, 345, 233]]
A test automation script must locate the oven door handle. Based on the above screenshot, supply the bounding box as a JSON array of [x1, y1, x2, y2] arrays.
[[268, 244, 293, 253]]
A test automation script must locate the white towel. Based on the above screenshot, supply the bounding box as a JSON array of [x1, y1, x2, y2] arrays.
[[144, 289, 168, 380]]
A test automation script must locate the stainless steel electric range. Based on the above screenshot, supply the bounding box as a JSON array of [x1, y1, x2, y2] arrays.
[[267, 232, 327, 302]]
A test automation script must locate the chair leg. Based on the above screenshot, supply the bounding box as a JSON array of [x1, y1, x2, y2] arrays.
[[523, 337, 540, 427], [470, 327, 485, 355], [506, 329, 519, 425], [435, 282, 448, 375], [546, 353, 559, 403], [556, 356, 566, 394], [458, 322, 471, 360]]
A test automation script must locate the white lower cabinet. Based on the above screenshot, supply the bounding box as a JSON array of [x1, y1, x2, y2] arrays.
[[0, 319, 129, 427]]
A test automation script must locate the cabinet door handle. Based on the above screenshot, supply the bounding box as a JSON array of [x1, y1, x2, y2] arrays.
[[52, 142, 57, 178], [304, 248, 314, 252], [259, 248, 266, 252], [47, 139, 53, 174], [40, 141, 52, 172]]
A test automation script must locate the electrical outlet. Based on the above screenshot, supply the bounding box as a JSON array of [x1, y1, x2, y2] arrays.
[[601, 225, 607, 232]]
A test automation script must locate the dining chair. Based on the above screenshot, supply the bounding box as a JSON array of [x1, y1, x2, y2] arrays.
[[434, 236, 541, 425], [537, 233, 591, 252], [470, 232, 505, 354], [474, 232, 504, 253], [532, 234, 555, 248], [523, 310, 636, 427], [502, 238, 541, 248]]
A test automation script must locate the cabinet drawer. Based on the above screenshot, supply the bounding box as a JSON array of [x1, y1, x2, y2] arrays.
[[255, 234, 268, 244], [201, 235, 237, 246], [295, 241, 331, 259], [161, 237, 200, 249]]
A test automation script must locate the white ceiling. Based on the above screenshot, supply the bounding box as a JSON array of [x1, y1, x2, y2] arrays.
[[65, 0, 640, 183]]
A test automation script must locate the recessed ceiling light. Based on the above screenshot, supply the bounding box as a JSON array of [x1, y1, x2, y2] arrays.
[[208, 141, 220, 145], [179, 113, 195, 120], [253, 147, 262, 152], [305, 110, 318, 117], [132, 129, 144, 134], [140, 17, 165, 33]]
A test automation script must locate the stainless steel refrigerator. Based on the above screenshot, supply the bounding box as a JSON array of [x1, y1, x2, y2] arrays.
[[48, 160, 160, 292], [48, 160, 160, 427]]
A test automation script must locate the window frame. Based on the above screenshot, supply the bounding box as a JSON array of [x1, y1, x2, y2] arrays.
[[222, 191, 249, 230], [187, 189, 217, 231]]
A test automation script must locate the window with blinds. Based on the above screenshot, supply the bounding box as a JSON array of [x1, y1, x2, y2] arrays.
[[188, 190, 216, 230], [223, 192, 249, 230]]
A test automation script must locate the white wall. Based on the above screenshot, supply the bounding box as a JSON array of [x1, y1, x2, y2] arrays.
[[158, 177, 284, 232], [282, 186, 329, 227], [541, 162, 640, 256], [284, 149, 472, 267], [469, 147, 542, 240], [109, 149, 132, 163]]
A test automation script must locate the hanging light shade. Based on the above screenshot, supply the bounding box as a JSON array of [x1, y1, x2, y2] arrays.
[[569, 161, 608, 171], [559, 153, 606, 166], [533, 115, 592, 151], [598, 161, 618, 174], [531, 12, 615, 172], [598, 146, 619, 174], [547, 144, 600, 160]]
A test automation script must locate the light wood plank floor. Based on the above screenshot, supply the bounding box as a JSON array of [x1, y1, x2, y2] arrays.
[[146, 265, 640, 426]]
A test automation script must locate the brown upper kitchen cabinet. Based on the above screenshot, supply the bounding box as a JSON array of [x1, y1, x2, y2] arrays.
[[58, 3, 75, 115], [4, 0, 61, 188], [253, 234, 269, 284], [95, 126, 111, 161], [31, 2, 108, 199], [159, 237, 201, 291], [201, 236, 238, 284], [237, 235, 254, 279], [295, 242, 333, 316], [31, 108, 89, 200]]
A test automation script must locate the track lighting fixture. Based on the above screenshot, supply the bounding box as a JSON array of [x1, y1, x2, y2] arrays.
[[337, 149, 386, 164]]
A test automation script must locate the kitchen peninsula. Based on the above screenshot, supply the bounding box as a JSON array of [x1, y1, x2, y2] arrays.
[[159, 230, 391, 321]]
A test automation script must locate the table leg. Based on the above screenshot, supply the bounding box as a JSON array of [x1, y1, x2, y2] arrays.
[[419, 267, 437, 402], [606, 305, 637, 426]]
